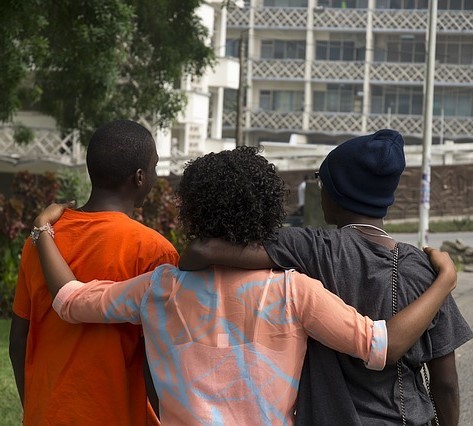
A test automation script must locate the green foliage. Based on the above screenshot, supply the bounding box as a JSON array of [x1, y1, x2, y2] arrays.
[[13, 123, 34, 145], [0, 319, 23, 425], [0, 0, 215, 143], [136, 178, 186, 253], [0, 172, 59, 317], [56, 168, 91, 206]]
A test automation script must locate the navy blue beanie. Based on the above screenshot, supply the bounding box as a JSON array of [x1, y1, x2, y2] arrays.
[[319, 129, 405, 218]]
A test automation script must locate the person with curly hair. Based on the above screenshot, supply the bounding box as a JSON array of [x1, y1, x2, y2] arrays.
[[179, 132, 472, 425], [31, 146, 456, 425]]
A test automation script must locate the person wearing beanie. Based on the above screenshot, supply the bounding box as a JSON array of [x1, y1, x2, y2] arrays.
[[179, 130, 472, 425]]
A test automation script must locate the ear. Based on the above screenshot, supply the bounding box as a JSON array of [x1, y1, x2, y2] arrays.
[[135, 168, 144, 187]]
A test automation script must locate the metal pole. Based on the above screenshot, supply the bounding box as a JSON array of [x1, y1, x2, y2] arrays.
[[418, 0, 438, 248], [235, 32, 246, 147]]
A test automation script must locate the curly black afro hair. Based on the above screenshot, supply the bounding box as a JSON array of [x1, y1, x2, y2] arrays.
[[177, 146, 287, 245]]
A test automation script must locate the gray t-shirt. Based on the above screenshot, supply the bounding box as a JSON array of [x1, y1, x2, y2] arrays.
[[263, 226, 473, 425]]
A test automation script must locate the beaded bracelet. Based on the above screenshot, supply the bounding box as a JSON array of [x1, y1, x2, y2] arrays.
[[30, 223, 55, 245]]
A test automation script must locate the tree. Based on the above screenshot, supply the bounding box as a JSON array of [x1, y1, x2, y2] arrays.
[[0, 0, 215, 142]]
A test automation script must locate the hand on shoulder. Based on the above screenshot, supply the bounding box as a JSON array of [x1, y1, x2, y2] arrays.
[[33, 201, 76, 227]]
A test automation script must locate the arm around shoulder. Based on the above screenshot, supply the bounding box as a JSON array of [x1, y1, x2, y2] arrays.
[[179, 238, 274, 270]]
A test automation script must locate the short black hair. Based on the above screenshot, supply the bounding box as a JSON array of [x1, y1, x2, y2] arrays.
[[86, 120, 156, 189], [177, 146, 286, 245]]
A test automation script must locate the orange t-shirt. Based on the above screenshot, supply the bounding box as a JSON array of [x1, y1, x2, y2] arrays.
[[12, 209, 179, 426]]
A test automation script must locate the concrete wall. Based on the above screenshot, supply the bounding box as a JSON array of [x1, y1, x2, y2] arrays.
[[278, 163, 473, 222]]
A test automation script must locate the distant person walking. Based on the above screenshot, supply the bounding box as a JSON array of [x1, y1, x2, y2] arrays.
[[297, 175, 309, 216]]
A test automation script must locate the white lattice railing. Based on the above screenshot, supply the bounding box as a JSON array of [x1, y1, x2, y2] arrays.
[[227, 6, 250, 27], [438, 10, 473, 32], [313, 9, 367, 30], [372, 10, 427, 31], [312, 9, 473, 32], [311, 61, 364, 81], [0, 126, 86, 166], [371, 62, 473, 84], [254, 7, 308, 28], [371, 63, 424, 83], [367, 114, 473, 139], [239, 111, 473, 140], [222, 111, 237, 128], [251, 111, 304, 130], [252, 59, 305, 80], [309, 113, 363, 134]]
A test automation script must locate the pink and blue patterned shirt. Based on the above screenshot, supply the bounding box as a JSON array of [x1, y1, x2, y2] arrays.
[[53, 265, 387, 425]]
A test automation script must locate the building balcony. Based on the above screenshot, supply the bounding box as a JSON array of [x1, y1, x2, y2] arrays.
[[371, 62, 473, 85], [367, 114, 473, 140], [228, 7, 473, 32], [251, 60, 473, 86], [227, 6, 249, 27], [223, 110, 473, 141], [254, 7, 307, 29], [253, 59, 305, 80], [208, 57, 240, 89], [251, 111, 304, 131], [311, 60, 364, 82], [313, 8, 473, 33]]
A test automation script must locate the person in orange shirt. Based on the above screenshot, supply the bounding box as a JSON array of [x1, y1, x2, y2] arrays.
[[9, 120, 179, 425]]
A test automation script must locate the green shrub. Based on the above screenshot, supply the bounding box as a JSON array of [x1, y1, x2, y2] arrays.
[[136, 179, 186, 253], [0, 172, 59, 318]]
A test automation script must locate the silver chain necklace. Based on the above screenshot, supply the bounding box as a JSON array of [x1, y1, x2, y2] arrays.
[[342, 223, 394, 240]]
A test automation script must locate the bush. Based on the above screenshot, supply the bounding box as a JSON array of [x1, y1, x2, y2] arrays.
[[136, 179, 186, 253], [0, 172, 60, 317]]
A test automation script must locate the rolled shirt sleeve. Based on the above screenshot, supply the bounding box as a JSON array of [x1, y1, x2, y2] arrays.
[[289, 270, 388, 371], [52, 272, 154, 324]]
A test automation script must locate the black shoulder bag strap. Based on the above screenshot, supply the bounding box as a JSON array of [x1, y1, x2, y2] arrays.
[[391, 243, 439, 426]]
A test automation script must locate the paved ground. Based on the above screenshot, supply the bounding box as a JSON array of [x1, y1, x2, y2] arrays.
[[391, 231, 473, 249]]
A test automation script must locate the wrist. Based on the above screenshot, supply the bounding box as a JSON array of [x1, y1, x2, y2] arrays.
[[30, 223, 55, 245]]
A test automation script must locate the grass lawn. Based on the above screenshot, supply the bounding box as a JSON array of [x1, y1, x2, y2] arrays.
[[0, 319, 22, 425]]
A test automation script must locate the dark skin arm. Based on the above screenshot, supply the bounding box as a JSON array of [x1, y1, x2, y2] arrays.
[[428, 351, 459, 425], [33, 203, 457, 366], [179, 238, 274, 271], [9, 313, 29, 407]]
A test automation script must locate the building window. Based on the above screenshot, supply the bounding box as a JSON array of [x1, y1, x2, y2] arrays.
[[318, 0, 368, 7], [315, 40, 358, 61], [438, 0, 473, 10], [226, 39, 239, 58], [434, 89, 473, 117], [261, 40, 306, 59], [259, 90, 304, 112], [223, 89, 238, 112], [436, 37, 473, 65], [313, 84, 360, 113], [385, 36, 425, 63], [371, 86, 423, 115], [263, 0, 308, 7], [382, 0, 429, 8]]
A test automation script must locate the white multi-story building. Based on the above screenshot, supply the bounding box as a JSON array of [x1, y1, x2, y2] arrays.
[[222, 0, 473, 149]]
